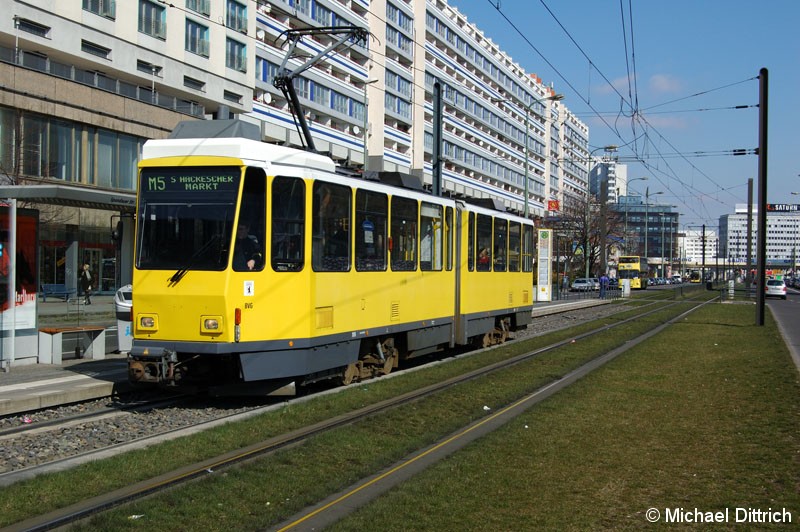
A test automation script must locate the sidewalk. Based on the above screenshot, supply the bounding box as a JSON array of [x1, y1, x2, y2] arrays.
[[37, 294, 117, 328]]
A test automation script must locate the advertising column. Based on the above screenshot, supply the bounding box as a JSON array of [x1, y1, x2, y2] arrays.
[[537, 229, 552, 302], [0, 206, 39, 367]]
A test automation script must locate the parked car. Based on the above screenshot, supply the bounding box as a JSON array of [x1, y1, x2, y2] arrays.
[[765, 279, 787, 300], [570, 278, 594, 291], [591, 278, 601, 290]]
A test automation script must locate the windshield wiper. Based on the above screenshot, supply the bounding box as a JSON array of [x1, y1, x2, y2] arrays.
[[168, 234, 221, 286]]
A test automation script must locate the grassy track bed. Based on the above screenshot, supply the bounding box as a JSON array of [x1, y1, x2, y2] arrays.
[[332, 303, 800, 531], [2, 297, 715, 529]]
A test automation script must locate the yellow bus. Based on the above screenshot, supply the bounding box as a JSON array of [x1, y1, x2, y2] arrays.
[[618, 256, 648, 289]]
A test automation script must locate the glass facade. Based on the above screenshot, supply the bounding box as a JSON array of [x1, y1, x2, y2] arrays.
[[0, 105, 144, 191]]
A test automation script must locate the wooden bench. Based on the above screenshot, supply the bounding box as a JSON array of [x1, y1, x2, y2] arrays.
[[40, 283, 77, 302], [38, 326, 107, 364]]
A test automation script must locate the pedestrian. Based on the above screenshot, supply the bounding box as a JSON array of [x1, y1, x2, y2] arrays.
[[562, 274, 569, 295], [79, 263, 93, 304], [599, 272, 609, 299]]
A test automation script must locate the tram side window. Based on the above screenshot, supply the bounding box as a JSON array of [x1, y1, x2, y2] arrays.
[[445, 207, 454, 271], [355, 189, 387, 271], [468, 211, 475, 271], [271, 176, 305, 272], [494, 218, 507, 272], [233, 168, 266, 272], [313, 182, 351, 272], [522, 225, 534, 273], [508, 221, 521, 272], [476, 214, 492, 272], [420, 202, 443, 271], [390, 196, 417, 271]]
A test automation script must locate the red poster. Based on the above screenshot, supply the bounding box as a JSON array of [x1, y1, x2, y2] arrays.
[[0, 207, 39, 329]]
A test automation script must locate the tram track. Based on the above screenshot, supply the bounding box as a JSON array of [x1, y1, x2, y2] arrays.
[[3, 292, 714, 531], [0, 395, 188, 439]]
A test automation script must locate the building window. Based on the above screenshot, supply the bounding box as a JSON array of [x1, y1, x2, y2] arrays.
[[13, 108, 143, 190], [331, 91, 348, 115], [226, 0, 247, 32], [83, 0, 116, 19], [186, 0, 210, 16], [81, 40, 111, 59], [226, 38, 246, 72], [186, 19, 210, 57], [256, 58, 279, 83], [352, 101, 365, 122], [138, 0, 166, 40], [15, 18, 50, 38], [183, 76, 205, 92], [292, 77, 309, 99], [311, 83, 330, 107], [314, 4, 331, 25], [136, 60, 161, 76], [223, 90, 242, 104]]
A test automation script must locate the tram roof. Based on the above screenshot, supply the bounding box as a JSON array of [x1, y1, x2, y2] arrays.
[[142, 137, 337, 174], [0, 184, 135, 213]]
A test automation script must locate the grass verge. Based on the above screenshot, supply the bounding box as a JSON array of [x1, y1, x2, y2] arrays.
[[332, 303, 800, 531]]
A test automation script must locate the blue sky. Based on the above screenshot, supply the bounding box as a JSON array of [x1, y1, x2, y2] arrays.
[[447, 0, 799, 228]]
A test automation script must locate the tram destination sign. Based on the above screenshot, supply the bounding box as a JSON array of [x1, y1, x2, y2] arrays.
[[766, 203, 800, 212], [140, 168, 238, 193]]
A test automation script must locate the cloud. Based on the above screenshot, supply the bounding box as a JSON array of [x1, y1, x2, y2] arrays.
[[595, 75, 632, 95], [649, 74, 682, 94]]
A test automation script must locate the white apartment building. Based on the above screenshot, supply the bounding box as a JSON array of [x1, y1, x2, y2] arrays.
[[589, 158, 628, 204], [252, 0, 588, 215], [719, 204, 800, 272], [1, 0, 588, 291]]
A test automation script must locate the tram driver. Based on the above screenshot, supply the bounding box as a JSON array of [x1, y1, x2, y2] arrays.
[[233, 219, 263, 271]]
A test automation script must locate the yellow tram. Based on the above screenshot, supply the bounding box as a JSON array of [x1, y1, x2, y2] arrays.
[[127, 124, 535, 392]]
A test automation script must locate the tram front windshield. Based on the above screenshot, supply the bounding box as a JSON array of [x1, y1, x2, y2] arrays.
[[136, 167, 240, 271]]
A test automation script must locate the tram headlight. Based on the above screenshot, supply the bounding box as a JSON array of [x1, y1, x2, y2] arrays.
[[201, 315, 223, 335], [138, 315, 157, 332]]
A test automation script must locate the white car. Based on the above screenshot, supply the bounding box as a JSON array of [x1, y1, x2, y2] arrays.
[[570, 278, 593, 291], [765, 279, 787, 300]]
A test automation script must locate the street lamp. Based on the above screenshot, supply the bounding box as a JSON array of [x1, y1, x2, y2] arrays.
[[586, 144, 618, 279], [644, 186, 664, 263], [523, 93, 564, 217], [623, 177, 648, 254], [657, 206, 679, 278], [659, 213, 666, 277], [359, 78, 379, 170], [496, 93, 565, 217]]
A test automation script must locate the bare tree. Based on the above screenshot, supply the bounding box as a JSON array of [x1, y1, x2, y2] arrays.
[[544, 194, 624, 279]]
